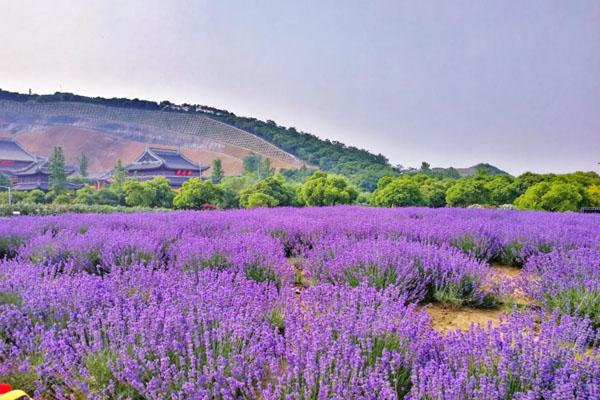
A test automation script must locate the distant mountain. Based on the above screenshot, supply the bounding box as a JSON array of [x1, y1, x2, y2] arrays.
[[455, 163, 509, 177]]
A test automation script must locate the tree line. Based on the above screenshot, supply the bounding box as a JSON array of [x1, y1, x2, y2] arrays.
[[2, 148, 599, 213]]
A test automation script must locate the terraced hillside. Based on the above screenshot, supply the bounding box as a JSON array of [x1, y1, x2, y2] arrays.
[[0, 90, 400, 190], [0, 98, 302, 174]]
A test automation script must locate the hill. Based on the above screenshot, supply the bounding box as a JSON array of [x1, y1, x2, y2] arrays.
[[0, 89, 399, 190], [0, 89, 507, 190]]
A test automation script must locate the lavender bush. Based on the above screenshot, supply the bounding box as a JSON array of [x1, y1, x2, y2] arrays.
[[0, 206, 599, 399]]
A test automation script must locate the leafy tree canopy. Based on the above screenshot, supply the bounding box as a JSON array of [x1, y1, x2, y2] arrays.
[[124, 177, 174, 208], [173, 178, 223, 210], [298, 172, 358, 206]]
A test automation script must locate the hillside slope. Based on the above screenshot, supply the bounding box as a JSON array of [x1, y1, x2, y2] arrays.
[[0, 89, 507, 189], [0, 90, 398, 190]]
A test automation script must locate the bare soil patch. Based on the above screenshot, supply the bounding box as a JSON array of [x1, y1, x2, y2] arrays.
[[424, 303, 507, 332]]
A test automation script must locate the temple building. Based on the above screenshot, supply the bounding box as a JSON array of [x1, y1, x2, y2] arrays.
[[0, 138, 37, 174], [0, 138, 80, 191], [124, 147, 209, 187]]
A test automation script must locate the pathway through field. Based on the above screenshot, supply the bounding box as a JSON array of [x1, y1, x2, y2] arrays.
[[425, 263, 535, 333]]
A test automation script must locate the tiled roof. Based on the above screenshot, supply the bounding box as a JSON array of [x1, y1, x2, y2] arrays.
[[126, 147, 209, 172], [0, 138, 36, 162], [13, 159, 77, 176]]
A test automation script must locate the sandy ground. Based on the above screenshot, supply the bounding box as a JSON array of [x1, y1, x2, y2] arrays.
[[425, 263, 536, 333], [424, 303, 507, 332]]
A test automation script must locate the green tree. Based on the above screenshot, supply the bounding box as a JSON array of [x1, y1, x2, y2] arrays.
[[514, 182, 551, 210], [217, 175, 255, 209], [0, 172, 11, 190], [243, 152, 273, 179], [49, 146, 67, 193], [485, 175, 519, 206], [371, 177, 426, 207], [420, 179, 447, 208], [539, 183, 583, 212], [78, 153, 89, 177], [586, 185, 600, 207], [173, 178, 223, 209], [112, 159, 127, 189], [123, 180, 150, 207], [25, 189, 46, 204], [514, 172, 549, 195], [298, 172, 358, 206], [445, 178, 490, 207], [95, 188, 121, 206], [243, 152, 261, 175], [239, 175, 297, 208], [74, 185, 98, 205], [211, 158, 224, 183], [144, 177, 175, 208], [244, 192, 279, 208], [124, 177, 174, 208], [53, 192, 72, 205]]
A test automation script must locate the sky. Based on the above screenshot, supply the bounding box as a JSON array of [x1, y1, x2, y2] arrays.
[[0, 0, 599, 175]]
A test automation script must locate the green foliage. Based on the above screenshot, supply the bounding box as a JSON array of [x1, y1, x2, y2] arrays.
[[78, 153, 89, 177], [95, 188, 123, 206], [586, 185, 600, 207], [539, 183, 582, 212], [484, 175, 519, 206], [216, 175, 256, 209], [446, 178, 490, 207], [279, 167, 316, 183], [269, 309, 285, 335], [173, 178, 223, 209], [111, 159, 128, 195], [53, 192, 72, 205], [244, 263, 280, 288], [371, 176, 426, 207], [84, 350, 144, 398], [420, 179, 447, 207], [49, 146, 67, 193], [242, 192, 279, 208], [515, 182, 583, 212], [25, 189, 45, 204], [298, 172, 358, 206], [434, 275, 497, 308], [545, 288, 600, 328], [211, 158, 224, 183], [74, 185, 97, 205], [239, 175, 297, 208], [514, 182, 551, 210], [212, 115, 398, 191], [0, 203, 163, 216], [356, 191, 372, 205], [243, 152, 273, 179], [124, 177, 174, 208], [0, 172, 11, 189]]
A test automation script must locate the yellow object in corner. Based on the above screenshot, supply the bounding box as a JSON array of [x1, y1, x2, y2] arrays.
[[0, 390, 33, 400]]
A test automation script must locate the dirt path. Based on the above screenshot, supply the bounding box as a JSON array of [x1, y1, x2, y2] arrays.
[[424, 303, 507, 332], [425, 263, 534, 333]]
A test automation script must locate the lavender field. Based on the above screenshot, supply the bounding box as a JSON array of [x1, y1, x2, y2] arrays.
[[0, 207, 599, 399]]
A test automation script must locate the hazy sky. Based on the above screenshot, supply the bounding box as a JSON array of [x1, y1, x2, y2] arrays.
[[1, 1, 599, 174]]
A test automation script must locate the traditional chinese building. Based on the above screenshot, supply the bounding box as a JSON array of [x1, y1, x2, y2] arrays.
[[0, 138, 80, 191], [0, 138, 37, 174], [124, 147, 209, 187]]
